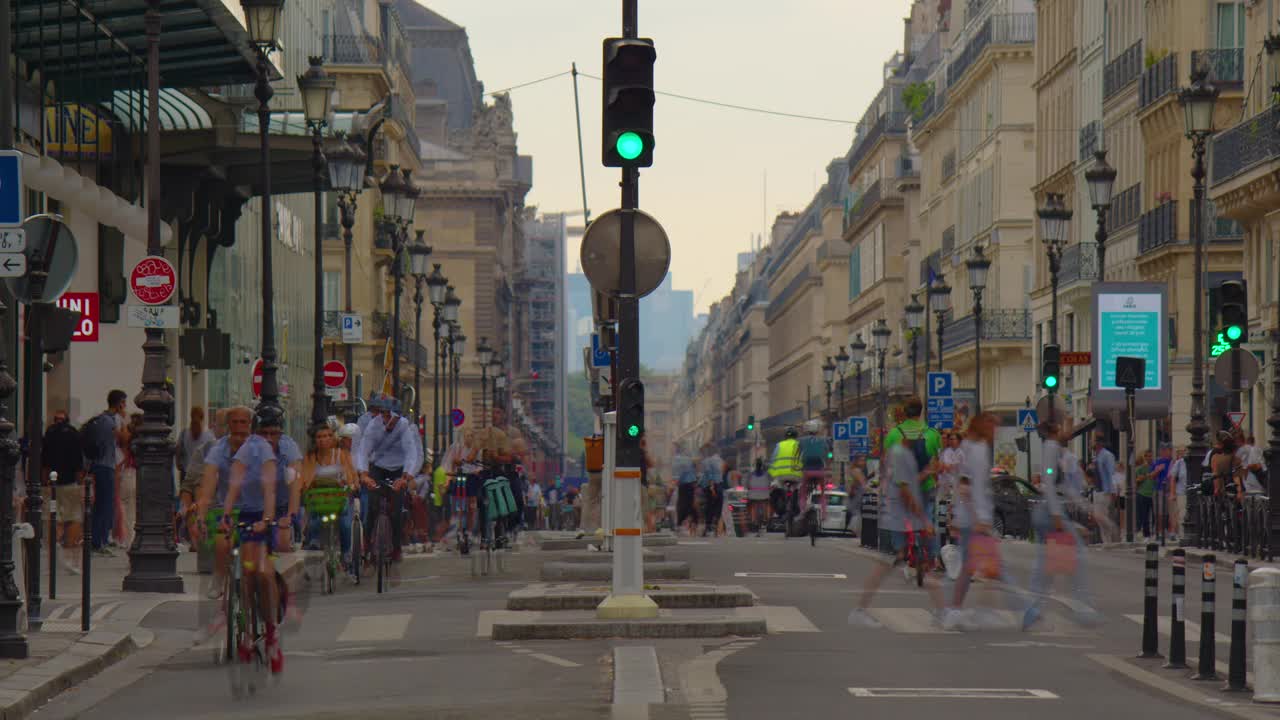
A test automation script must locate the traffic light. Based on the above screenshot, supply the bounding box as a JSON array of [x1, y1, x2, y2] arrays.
[[617, 377, 645, 465], [1219, 279, 1247, 351], [1041, 344, 1060, 391], [746, 415, 755, 432], [602, 37, 656, 167]]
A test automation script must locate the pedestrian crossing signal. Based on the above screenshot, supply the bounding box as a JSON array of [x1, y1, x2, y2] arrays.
[[1041, 344, 1060, 391]]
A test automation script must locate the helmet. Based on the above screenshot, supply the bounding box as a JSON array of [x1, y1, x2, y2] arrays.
[[337, 423, 361, 442], [804, 419, 823, 435], [784, 426, 798, 439]]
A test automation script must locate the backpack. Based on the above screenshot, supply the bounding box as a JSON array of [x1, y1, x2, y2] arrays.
[[798, 436, 827, 468], [79, 412, 115, 466], [896, 424, 935, 492]]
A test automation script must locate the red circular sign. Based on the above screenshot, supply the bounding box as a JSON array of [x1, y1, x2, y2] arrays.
[[129, 256, 177, 305], [323, 360, 348, 388], [251, 358, 263, 398]]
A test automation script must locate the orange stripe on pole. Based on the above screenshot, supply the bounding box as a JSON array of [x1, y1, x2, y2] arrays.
[[615, 528, 642, 536], [616, 470, 642, 479]]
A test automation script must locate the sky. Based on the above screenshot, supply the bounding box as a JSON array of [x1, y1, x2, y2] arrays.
[[419, 0, 913, 312]]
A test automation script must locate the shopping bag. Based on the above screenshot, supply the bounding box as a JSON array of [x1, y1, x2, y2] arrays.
[[1045, 531, 1079, 575], [940, 543, 962, 580], [967, 533, 1002, 579]]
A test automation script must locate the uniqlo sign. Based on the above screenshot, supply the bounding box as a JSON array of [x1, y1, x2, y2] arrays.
[[54, 292, 99, 342]]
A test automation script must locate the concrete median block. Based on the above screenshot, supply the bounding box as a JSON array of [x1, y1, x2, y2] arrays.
[[490, 614, 766, 641], [539, 561, 691, 582], [559, 550, 665, 563], [507, 583, 755, 611]]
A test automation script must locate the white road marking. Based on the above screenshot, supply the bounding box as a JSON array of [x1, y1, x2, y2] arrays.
[[92, 601, 122, 621], [1088, 654, 1273, 720], [734, 605, 819, 633], [679, 541, 711, 545], [1123, 614, 1231, 644], [336, 613, 412, 643], [530, 652, 581, 668], [848, 688, 1058, 699], [613, 646, 663, 705], [734, 572, 846, 579], [513, 648, 534, 654], [866, 608, 955, 634], [987, 640, 1095, 649]]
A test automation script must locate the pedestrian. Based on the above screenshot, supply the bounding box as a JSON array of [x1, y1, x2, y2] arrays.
[[81, 390, 126, 555], [1134, 449, 1155, 540], [673, 444, 699, 536], [525, 475, 543, 532], [1168, 447, 1187, 541], [176, 406, 216, 551], [1236, 434, 1266, 496], [698, 444, 725, 537], [845, 454, 868, 535], [43, 410, 83, 575], [883, 396, 943, 568], [746, 457, 771, 535], [1149, 444, 1173, 539], [114, 411, 142, 550]]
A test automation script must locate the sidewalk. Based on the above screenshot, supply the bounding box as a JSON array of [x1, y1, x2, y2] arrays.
[[0, 544, 306, 720]]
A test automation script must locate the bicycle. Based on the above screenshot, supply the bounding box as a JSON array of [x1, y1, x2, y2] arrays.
[[477, 474, 517, 576], [903, 520, 930, 588], [364, 479, 399, 594], [348, 490, 363, 585], [222, 518, 278, 697], [303, 487, 348, 595], [453, 475, 471, 556]]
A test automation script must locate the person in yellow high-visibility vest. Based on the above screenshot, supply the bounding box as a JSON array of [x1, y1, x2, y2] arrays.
[[768, 427, 801, 521]]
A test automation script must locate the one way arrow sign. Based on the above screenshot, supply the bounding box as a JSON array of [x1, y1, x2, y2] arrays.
[[0, 253, 25, 278]]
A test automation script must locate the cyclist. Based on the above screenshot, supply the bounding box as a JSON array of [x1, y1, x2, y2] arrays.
[[195, 405, 253, 600], [797, 420, 829, 516], [848, 421, 944, 626], [768, 427, 802, 525], [353, 397, 422, 563], [883, 396, 942, 567], [222, 409, 285, 673], [271, 428, 304, 553]]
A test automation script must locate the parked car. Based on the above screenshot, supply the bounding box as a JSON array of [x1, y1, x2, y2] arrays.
[[808, 489, 852, 536], [991, 473, 1037, 539]]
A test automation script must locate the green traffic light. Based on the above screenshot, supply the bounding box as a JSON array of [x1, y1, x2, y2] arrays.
[[747, 424, 754, 431], [1044, 375, 1058, 389], [627, 424, 640, 438], [1227, 325, 1243, 341], [616, 132, 644, 160]]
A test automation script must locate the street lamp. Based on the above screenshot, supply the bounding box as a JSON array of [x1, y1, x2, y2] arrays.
[[477, 337, 494, 429], [966, 244, 991, 414], [426, 266, 448, 459], [872, 318, 891, 439], [381, 167, 420, 399], [1085, 149, 1117, 274], [1037, 192, 1071, 346], [495, 366, 508, 418], [409, 236, 432, 425], [299, 56, 335, 432], [328, 134, 365, 400], [905, 293, 924, 394], [451, 328, 467, 446], [850, 333, 866, 417], [928, 274, 952, 372], [822, 356, 836, 423], [1179, 66, 1219, 540]]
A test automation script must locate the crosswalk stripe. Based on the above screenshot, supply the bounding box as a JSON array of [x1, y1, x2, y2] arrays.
[[336, 614, 412, 643], [92, 601, 122, 621]]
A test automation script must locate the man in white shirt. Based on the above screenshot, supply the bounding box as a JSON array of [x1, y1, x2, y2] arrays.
[[1168, 447, 1187, 541], [1236, 435, 1266, 496]]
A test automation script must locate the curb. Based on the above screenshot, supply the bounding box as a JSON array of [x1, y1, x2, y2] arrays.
[[540, 561, 692, 582], [0, 631, 137, 720], [491, 617, 766, 641], [507, 586, 755, 611]]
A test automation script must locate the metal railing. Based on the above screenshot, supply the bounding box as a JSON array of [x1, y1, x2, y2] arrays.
[[1106, 182, 1142, 234], [1139, 53, 1178, 110], [323, 33, 383, 66], [897, 154, 920, 178], [1079, 120, 1099, 162], [849, 113, 907, 174], [1191, 48, 1244, 87], [372, 311, 431, 369], [917, 86, 948, 126], [845, 180, 882, 231], [940, 308, 1031, 351], [1211, 104, 1280, 187], [1138, 200, 1178, 255], [947, 13, 1035, 90], [765, 264, 813, 322], [1104, 40, 1143, 101], [1058, 242, 1099, 286], [390, 96, 422, 162], [1189, 491, 1269, 560]]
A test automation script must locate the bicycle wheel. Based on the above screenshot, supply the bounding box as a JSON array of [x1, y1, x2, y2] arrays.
[[217, 567, 237, 666], [374, 513, 390, 594], [350, 512, 363, 585], [808, 508, 818, 547], [325, 522, 337, 595], [915, 538, 925, 588]]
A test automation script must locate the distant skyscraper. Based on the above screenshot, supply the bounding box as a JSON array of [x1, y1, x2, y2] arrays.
[[568, 271, 696, 372], [567, 273, 593, 372]]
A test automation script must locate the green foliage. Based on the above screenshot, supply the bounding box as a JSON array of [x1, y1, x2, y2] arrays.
[[1144, 48, 1168, 69], [903, 81, 934, 119]]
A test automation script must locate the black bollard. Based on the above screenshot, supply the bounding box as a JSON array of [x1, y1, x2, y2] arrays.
[[47, 473, 56, 601], [81, 474, 90, 633], [1164, 548, 1188, 669], [1193, 554, 1220, 681], [1140, 543, 1163, 658], [1224, 558, 1248, 692]]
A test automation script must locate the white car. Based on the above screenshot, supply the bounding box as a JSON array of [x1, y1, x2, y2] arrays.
[[808, 489, 853, 535]]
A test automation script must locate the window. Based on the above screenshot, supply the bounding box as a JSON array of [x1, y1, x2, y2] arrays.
[[323, 271, 342, 310], [849, 245, 861, 299], [1216, 3, 1244, 49]]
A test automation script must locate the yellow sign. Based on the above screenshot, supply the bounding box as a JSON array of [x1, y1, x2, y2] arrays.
[[45, 104, 113, 157]]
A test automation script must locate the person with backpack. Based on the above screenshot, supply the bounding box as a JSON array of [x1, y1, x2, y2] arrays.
[[82, 390, 128, 556], [882, 396, 942, 567]]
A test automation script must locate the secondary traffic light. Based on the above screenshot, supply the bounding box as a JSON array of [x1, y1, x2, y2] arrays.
[[602, 37, 656, 167], [617, 377, 645, 465], [1220, 279, 1247, 349], [1041, 344, 1060, 391], [746, 415, 755, 432]]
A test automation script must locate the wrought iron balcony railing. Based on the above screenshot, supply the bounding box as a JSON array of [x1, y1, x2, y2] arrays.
[[1104, 40, 1143, 101], [1191, 48, 1244, 87], [1058, 242, 1099, 287], [1211, 104, 1280, 187], [1139, 53, 1178, 110], [1079, 120, 1099, 162], [845, 180, 883, 231], [323, 34, 383, 66], [1105, 182, 1141, 234], [1138, 200, 1178, 255], [941, 309, 1032, 352]]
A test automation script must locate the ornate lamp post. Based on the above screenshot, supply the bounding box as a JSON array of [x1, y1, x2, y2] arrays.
[[495, 366, 509, 417], [442, 287, 461, 446], [1179, 67, 1218, 532], [477, 337, 494, 429], [905, 293, 924, 394], [1085, 149, 1117, 274], [451, 327, 467, 445], [849, 334, 867, 417], [408, 236, 432, 425], [299, 56, 335, 431], [966, 244, 991, 414], [821, 357, 835, 424], [835, 347, 850, 419], [1037, 192, 1071, 346], [426, 267, 448, 458], [379, 167, 417, 400], [928, 274, 952, 372], [327, 134, 365, 402], [872, 319, 891, 438]]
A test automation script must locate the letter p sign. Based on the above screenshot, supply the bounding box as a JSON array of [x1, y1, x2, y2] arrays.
[[927, 371, 952, 399]]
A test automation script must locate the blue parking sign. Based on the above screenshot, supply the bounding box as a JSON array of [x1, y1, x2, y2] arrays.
[[833, 422, 851, 440], [590, 333, 611, 368], [927, 371, 953, 398], [849, 417, 869, 436], [0, 151, 21, 227]]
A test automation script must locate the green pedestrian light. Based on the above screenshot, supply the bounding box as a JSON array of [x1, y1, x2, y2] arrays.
[[627, 424, 640, 437], [1044, 375, 1058, 389], [616, 132, 644, 161], [1226, 324, 1243, 341]]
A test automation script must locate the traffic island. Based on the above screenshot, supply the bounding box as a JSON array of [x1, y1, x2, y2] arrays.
[[486, 608, 768, 640], [559, 549, 666, 563], [540, 560, 691, 582], [536, 532, 678, 552], [506, 583, 755, 611]]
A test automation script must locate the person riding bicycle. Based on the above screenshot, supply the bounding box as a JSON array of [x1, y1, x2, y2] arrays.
[[768, 426, 802, 516], [195, 405, 253, 600], [797, 420, 829, 513], [353, 396, 423, 564], [883, 396, 942, 565], [221, 408, 286, 673]]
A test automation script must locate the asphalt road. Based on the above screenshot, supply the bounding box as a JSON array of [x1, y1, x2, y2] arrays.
[[28, 533, 1280, 719]]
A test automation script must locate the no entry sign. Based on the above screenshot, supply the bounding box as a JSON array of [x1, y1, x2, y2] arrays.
[[251, 358, 263, 398], [323, 360, 348, 388], [130, 256, 176, 305]]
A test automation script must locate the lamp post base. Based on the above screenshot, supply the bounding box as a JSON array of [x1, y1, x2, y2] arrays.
[[122, 547, 183, 594], [0, 599, 26, 658]]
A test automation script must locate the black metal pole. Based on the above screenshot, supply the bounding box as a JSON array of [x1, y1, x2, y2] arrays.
[[21, 262, 46, 629], [1188, 135, 1210, 543], [910, 339, 918, 396], [935, 312, 945, 372], [1139, 542, 1161, 658], [341, 194, 356, 401], [414, 282, 424, 423], [1095, 208, 1108, 279], [1224, 557, 1248, 691], [1165, 548, 1187, 669], [391, 230, 404, 400], [253, 45, 283, 428], [432, 306, 441, 461], [1193, 553, 1220, 681], [47, 484, 54, 600], [1126, 388, 1136, 543], [481, 366, 488, 430], [451, 352, 460, 446], [81, 473, 90, 632], [124, 0, 181, 593], [1049, 249, 1060, 346], [973, 290, 983, 414], [310, 123, 327, 431]]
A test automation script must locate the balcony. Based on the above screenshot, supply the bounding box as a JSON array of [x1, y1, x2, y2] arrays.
[[946, 14, 1035, 90], [845, 180, 883, 231], [1210, 104, 1280, 187], [1105, 182, 1141, 234], [849, 113, 907, 174], [917, 87, 948, 126], [896, 154, 920, 178], [1191, 48, 1244, 88], [1137, 201, 1178, 255], [390, 96, 422, 164], [1139, 53, 1178, 110], [1104, 40, 1143, 101], [1058, 243, 1099, 287], [1214, 217, 1244, 242], [941, 309, 1032, 352], [323, 34, 383, 66], [1078, 120, 1099, 162], [372, 311, 431, 369]]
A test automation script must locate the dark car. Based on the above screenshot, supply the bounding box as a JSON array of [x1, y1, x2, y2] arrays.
[[990, 473, 1037, 539]]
